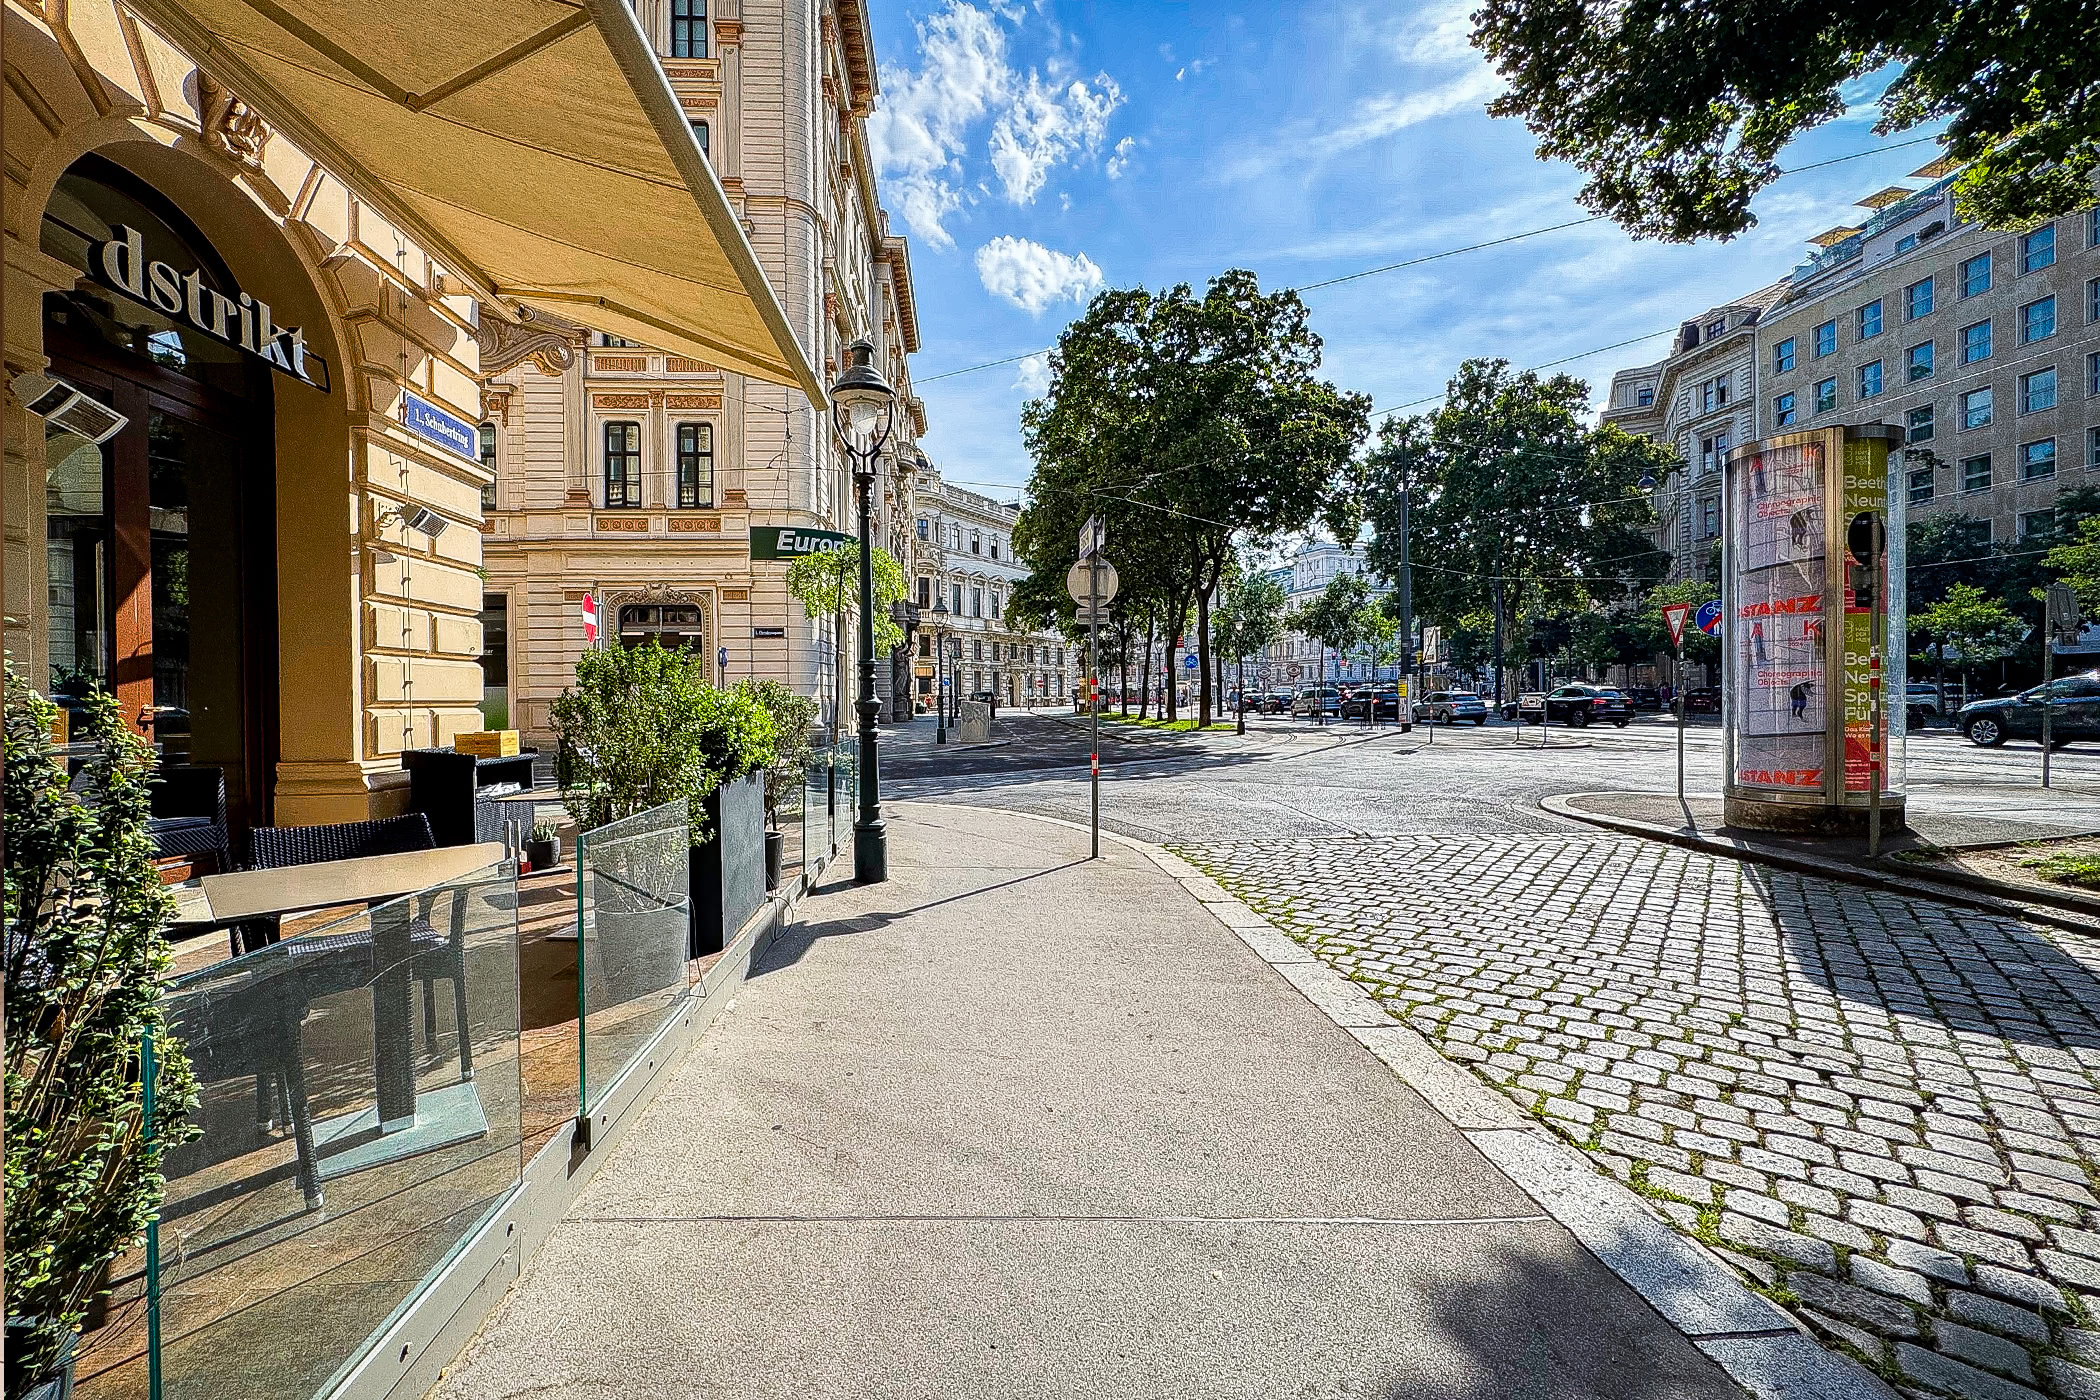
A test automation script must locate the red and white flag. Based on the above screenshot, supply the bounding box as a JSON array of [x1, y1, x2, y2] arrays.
[[581, 591, 599, 645]]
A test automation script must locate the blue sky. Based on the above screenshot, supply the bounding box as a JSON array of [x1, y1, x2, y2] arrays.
[[866, 0, 1938, 501]]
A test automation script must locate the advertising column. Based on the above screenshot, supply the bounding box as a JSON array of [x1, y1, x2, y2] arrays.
[[1722, 424, 1904, 833]]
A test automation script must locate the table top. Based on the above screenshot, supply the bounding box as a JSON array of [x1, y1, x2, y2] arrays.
[[177, 843, 510, 925]]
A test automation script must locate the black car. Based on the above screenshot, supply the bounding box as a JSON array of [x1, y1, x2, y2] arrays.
[[1544, 684, 1633, 727], [1958, 672, 2100, 747], [1683, 687, 1721, 714], [1626, 686, 1663, 711], [1340, 685, 1401, 721]]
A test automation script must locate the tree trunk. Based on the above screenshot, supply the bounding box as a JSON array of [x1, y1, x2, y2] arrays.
[[1196, 587, 1213, 729], [1490, 576, 1507, 706], [1138, 619, 1154, 719]]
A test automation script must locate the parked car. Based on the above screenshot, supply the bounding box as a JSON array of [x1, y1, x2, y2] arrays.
[[1257, 688, 1294, 715], [1957, 673, 2100, 747], [1416, 691, 1489, 725], [1291, 685, 1341, 718], [1683, 687, 1721, 714], [1340, 685, 1402, 721], [1514, 692, 1547, 724], [1625, 686, 1663, 711], [1543, 684, 1633, 727], [1905, 681, 1968, 729]]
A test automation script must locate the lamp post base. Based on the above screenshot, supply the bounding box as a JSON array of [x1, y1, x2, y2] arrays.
[[853, 819, 888, 884]]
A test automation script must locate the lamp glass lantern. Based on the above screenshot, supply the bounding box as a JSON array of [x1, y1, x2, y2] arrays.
[[832, 338, 896, 462]]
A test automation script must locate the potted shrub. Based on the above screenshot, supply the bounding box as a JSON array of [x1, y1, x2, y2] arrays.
[[735, 679, 819, 890], [523, 819, 560, 872], [5, 669, 197, 1400], [552, 641, 774, 958]]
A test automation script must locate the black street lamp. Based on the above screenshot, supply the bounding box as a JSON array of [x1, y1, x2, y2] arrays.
[[831, 337, 896, 885], [932, 588, 950, 745]]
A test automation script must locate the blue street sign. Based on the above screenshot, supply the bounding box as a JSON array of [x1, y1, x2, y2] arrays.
[[1696, 600, 1723, 636], [1183, 654, 1199, 670], [401, 391, 477, 462]]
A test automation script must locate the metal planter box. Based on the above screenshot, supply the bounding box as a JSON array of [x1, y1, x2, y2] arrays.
[[690, 772, 765, 956]]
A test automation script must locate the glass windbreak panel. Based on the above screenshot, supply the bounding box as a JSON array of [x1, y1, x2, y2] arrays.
[[831, 742, 856, 851], [802, 755, 825, 879], [119, 863, 521, 1400], [575, 800, 693, 1115]]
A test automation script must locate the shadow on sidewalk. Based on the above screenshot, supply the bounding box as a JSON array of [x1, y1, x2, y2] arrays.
[[1744, 864, 2100, 1051], [752, 860, 1088, 977]]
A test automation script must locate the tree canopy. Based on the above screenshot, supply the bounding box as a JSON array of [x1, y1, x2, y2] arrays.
[[1471, 0, 2099, 239]]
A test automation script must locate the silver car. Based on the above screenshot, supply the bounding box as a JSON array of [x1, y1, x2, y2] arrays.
[[1415, 690, 1490, 725]]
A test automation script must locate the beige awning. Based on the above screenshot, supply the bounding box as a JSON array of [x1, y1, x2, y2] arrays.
[[121, 0, 825, 401]]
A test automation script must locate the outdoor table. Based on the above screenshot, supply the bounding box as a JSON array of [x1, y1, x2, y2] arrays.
[[179, 843, 506, 1132]]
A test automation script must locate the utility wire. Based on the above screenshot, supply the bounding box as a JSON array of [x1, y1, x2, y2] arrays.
[[910, 135, 1947, 388]]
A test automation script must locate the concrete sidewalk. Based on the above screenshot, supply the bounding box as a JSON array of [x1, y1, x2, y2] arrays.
[[434, 803, 1757, 1400]]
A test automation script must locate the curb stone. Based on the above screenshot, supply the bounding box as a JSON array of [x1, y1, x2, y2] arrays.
[[1538, 792, 2093, 937], [913, 801, 1901, 1400]]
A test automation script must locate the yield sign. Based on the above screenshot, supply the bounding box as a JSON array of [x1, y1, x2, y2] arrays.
[[1662, 602, 1693, 649], [582, 591, 599, 645]]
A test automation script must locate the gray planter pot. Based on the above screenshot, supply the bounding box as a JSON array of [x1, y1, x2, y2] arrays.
[[690, 772, 765, 957]]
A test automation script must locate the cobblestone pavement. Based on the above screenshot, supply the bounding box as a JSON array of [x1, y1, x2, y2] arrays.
[[1179, 834, 2100, 1400]]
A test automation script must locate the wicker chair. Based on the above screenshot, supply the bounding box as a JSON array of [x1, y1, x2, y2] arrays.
[[149, 765, 233, 875], [237, 814, 474, 1080]]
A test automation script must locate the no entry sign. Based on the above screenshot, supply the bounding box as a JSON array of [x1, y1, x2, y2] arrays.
[[581, 591, 598, 645]]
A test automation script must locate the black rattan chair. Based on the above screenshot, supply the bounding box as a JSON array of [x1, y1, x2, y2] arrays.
[[149, 765, 233, 875], [237, 814, 473, 1078]]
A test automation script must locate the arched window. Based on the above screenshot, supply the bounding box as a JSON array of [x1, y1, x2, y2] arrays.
[[478, 422, 497, 509], [671, 0, 708, 57], [675, 422, 713, 508], [604, 421, 642, 507]]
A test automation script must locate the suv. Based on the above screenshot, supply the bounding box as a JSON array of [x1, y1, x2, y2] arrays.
[[1340, 685, 1401, 721], [1291, 685, 1340, 718], [1544, 684, 1633, 727], [1906, 682, 1965, 729], [1958, 672, 2100, 747], [1625, 685, 1663, 711], [1417, 691, 1489, 725], [1683, 687, 1721, 714]]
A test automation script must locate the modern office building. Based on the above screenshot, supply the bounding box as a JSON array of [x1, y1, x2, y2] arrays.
[[478, 0, 926, 743], [3, 0, 812, 830]]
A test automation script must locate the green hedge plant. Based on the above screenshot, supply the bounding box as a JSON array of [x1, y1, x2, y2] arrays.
[[4, 668, 196, 1393], [552, 640, 775, 843], [734, 679, 820, 830]]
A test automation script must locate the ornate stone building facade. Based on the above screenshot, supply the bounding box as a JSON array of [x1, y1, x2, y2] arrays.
[[480, 0, 925, 741], [911, 466, 1072, 711]]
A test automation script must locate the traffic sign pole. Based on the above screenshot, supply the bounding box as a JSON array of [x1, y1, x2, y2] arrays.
[[1676, 642, 1687, 808], [1088, 525, 1101, 860]]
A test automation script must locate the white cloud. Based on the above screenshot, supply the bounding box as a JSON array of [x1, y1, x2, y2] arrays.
[[1105, 136, 1137, 179], [975, 236, 1104, 313], [1015, 352, 1052, 396], [867, 2, 1013, 248], [1315, 67, 1503, 154], [989, 71, 1124, 205], [1174, 58, 1210, 81]]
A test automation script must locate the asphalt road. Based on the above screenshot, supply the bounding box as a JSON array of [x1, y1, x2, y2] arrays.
[[880, 707, 2100, 848]]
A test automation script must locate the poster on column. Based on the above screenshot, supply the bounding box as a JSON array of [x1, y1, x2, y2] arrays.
[[1730, 439, 1827, 791], [1840, 436, 1893, 793]]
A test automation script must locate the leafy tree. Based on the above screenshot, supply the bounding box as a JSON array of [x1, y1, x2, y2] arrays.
[[1913, 583, 2028, 701], [2045, 516, 2100, 614], [1907, 509, 1999, 610], [1291, 573, 1370, 698], [1359, 361, 1670, 702], [6, 672, 197, 1388], [1354, 601, 1402, 690], [1014, 271, 1368, 727], [1470, 0, 2098, 240], [1215, 568, 1289, 732], [785, 543, 905, 734], [735, 678, 819, 830]]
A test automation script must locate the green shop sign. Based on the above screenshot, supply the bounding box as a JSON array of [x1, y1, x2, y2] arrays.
[[749, 526, 855, 561]]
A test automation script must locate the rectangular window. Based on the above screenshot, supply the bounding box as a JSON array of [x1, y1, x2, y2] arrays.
[[1906, 405, 1935, 443], [690, 120, 709, 160], [1960, 320, 1992, 363], [1814, 377, 1837, 413], [1699, 496, 1720, 539], [2021, 368, 2058, 414], [2020, 509, 2057, 540], [1858, 300, 1883, 339], [598, 332, 641, 348], [1813, 320, 1837, 357], [479, 422, 497, 510], [915, 517, 929, 539], [990, 540, 1000, 561], [674, 421, 713, 508], [2022, 296, 2057, 343], [670, 0, 708, 58], [1859, 360, 1883, 399], [2091, 351, 2100, 397], [1907, 468, 1935, 505], [1773, 392, 1796, 427], [1960, 454, 1992, 493], [1699, 432, 1729, 474], [2022, 438, 2057, 481], [970, 533, 981, 555], [1961, 387, 1994, 429], [1896, 233, 1918, 255], [2021, 224, 2056, 274], [1636, 384, 1654, 407], [1706, 317, 1727, 338], [603, 421, 642, 507], [2089, 425, 2100, 470], [1907, 340, 1935, 381], [1961, 253, 1992, 297], [1774, 338, 1796, 374], [2093, 209, 2100, 249], [916, 577, 930, 608], [1906, 277, 1934, 319], [951, 583, 962, 615], [2089, 277, 2099, 324]]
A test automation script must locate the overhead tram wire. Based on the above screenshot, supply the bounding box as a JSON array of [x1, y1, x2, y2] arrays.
[[908, 135, 1946, 389]]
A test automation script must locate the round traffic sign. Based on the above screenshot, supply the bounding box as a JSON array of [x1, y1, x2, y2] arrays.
[[1066, 558, 1119, 606], [1696, 600, 1723, 636], [1183, 654, 1198, 670]]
